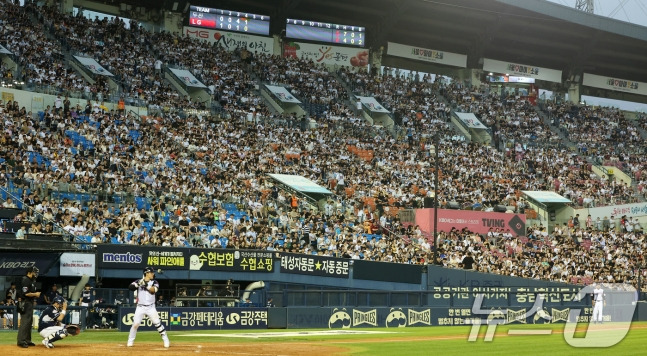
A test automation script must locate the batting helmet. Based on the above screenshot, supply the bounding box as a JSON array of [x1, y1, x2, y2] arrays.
[[53, 296, 65, 305], [143, 266, 155, 274]]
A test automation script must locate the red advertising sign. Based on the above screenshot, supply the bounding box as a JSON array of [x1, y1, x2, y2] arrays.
[[415, 208, 526, 236]]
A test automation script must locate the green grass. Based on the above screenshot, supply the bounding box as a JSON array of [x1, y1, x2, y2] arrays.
[[2, 322, 646, 355]]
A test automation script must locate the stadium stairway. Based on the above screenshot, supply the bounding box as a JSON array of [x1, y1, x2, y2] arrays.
[[533, 104, 577, 150]]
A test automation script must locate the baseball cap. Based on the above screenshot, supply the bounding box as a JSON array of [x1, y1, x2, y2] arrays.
[[27, 266, 39, 274]]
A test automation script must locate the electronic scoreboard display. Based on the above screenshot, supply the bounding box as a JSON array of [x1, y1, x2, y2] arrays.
[[188, 5, 270, 36], [285, 18, 365, 47]]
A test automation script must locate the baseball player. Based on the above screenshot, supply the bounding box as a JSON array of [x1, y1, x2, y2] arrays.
[[127, 267, 170, 348], [592, 282, 605, 324], [38, 296, 68, 348]]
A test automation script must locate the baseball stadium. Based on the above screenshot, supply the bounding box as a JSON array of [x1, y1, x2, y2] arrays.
[[1, 0, 647, 354]]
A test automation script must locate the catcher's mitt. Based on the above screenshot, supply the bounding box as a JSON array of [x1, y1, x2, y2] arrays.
[[66, 324, 81, 336]]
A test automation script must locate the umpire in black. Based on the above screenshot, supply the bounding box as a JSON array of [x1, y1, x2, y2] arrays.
[[17, 266, 41, 348]]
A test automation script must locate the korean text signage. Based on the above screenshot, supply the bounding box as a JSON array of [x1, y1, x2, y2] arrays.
[[183, 26, 273, 54], [59, 253, 95, 276], [482, 58, 562, 83], [97, 246, 273, 273], [387, 42, 467, 68], [283, 41, 369, 68], [580, 202, 647, 220], [190, 250, 273, 272], [415, 208, 526, 236], [119, 307, 267, 331], [280, 253, 349, 278], [583, 73, 647, 96]]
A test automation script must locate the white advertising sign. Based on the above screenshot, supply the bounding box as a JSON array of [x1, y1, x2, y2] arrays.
[[73, 56, 114, 76], [387, 42, 467, 68], [581, 202, 647, 220], [168, 68, 207, 88], [183, 26, 273, 54], [265, 85, 302, 104], [583, 73, 647, 96], [483, 58, 562, 83], [356, 96, 390, 113], [283, 41, 369, 68], [60, 253, 95, 276]]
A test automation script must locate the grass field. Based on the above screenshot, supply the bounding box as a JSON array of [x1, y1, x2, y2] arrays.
[[1, 322, 646, 355]]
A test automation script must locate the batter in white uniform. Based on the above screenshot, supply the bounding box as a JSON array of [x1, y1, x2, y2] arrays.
[[127, 267, 170, 348]]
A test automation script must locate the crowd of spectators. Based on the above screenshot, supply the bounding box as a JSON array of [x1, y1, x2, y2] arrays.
[[0, 1, 106, 98], [1, 2, 647, 292]]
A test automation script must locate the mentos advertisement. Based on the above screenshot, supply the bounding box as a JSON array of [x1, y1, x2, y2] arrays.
[[415, 209, 526, 236]]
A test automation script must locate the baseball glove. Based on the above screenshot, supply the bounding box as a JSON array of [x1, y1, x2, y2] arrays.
[[66, 324, 81, 336]]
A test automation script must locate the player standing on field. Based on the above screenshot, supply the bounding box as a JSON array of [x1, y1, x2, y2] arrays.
[[592, 282, 605, 324], [127, 267, 169, 348]]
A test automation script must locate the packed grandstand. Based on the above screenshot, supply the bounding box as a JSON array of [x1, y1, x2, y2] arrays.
[[1, 0, 647, 293]]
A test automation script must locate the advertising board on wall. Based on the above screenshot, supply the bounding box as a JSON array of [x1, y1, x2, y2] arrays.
[[415, 208, 526, 236], [483, 58, 562, 83], [387, 42, 467, 68], [59, 253, 95, 276], [283, 41, 369, 68], [583, 73, 647, 96], [97, 245, 274, 273], [183, 26, 273, 54], [119, 307, 267, 331], [577, 201, 647, 220], [280, 253, 349, 278]]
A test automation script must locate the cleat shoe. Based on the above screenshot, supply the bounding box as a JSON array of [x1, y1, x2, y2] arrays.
[[163, 339, 170, 348], [42, 339, 54, 348], [127, 343, 133, 347]]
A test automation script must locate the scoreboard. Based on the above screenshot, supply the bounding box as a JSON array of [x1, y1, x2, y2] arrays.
[[188, 5, 270, 36], [286, 18, 365, 47]]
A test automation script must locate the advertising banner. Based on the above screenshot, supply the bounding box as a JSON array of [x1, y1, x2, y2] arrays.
[[119, 307, 267, 331], [283, 41, 369, 68], [280, 253, 349, 278], [454, 112, 487, 129], [59, 253, 95, 276], [286, 305, 593, 328], [264, 85, 302, 103], [183, 26, 273, 54], [96, 245, 274, 273], [168, 68, 207, 88], [73, 56, 114, 76], [387, 42, 467, 68], [415, 208, 526, 236], [583, 73, 647, 96], [0, 253, 60, 276], [579, 202, 647, 220], [482, 58, 562, 83], [356, 96, 390, 113], [0, 44, 12, 55]]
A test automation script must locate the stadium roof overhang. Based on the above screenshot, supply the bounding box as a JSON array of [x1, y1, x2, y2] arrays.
[[107, 0, 647, 82]]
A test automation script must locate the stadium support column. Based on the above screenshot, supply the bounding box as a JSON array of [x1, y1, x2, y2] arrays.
[[568, 82, 580, 105], [432, 136, 439, 265]]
